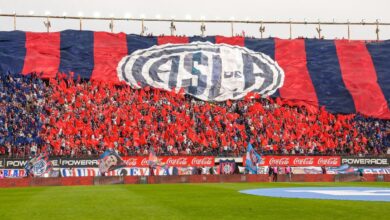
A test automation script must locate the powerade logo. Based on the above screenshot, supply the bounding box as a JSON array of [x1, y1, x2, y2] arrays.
[[60, 159, 98, 167], [341, 158, 389, 166], [6, 160, 28, 168], [117, 42, 284, 101]]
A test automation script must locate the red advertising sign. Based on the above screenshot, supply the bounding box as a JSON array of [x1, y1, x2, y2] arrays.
[[243, 156, 341, 167], [122, 156, 215, 167]]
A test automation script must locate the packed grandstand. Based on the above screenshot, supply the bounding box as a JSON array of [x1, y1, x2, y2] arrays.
[[0, 71, 388, 158], [0, 30, 388, 180], [1, 1, 390, 219]]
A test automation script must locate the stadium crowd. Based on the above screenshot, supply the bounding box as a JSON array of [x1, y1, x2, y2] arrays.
[[0, 73, 46, 157], [0, 73, 389, 158]]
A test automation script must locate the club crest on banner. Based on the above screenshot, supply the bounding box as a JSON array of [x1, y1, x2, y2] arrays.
[[32, 159, 48, 176], [219, 159, 236, 175], [117, 42, 284, 101], [24, 153, 52, 177]]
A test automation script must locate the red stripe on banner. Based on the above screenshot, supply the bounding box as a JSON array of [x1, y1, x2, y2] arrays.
[[157, 36, 189, 45], [215, 36, 244, 46], [335, 40, 390, 118], [90, 32, 128, 82], [22, 32, 60, 77], [275, 39, 318, 106]]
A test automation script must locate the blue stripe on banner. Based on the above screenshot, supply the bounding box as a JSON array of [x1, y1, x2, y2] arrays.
[[126, 34, 157, 55], [305, 39, 355, 114], [244, 38, 280, 97], [245, 38, 275, 59], [0, 31, 26, 74], [189, 36, 215, 43], [61, 169, 66, 177], [59, 30, 94, 79], [366, 40, 390, 110]]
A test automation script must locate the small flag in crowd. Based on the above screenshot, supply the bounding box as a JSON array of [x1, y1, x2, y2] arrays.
[[245, 143, 261, 174], [147, 147, 166, 168], [147, 147, 158, 168]]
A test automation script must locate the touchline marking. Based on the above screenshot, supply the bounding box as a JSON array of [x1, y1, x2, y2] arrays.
[[239, 187, 390, 202], [286, 190, 390, 196]]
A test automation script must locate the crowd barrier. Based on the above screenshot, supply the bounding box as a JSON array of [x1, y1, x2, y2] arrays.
[[0, 174, 389, 188]]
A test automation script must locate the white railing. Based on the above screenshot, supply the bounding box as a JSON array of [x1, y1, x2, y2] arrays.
[[0, 13, 388, 40]]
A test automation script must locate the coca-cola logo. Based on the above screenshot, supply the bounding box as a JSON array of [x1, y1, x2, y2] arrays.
[[318, 157, 339, 165], [269, 157, 289, 165], [122, 156, 215, 167], [257, 156, 341, 167], [166, 157, 188, 166], [141, 158, 149, 166], [191, 157, 213, 166], [293, 158, 314, 165], [125, 158, 138, 166], [124, 157, 149, 167]]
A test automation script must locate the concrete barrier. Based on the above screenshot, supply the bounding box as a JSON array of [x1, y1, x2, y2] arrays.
[[0, 174, 388, 188], [94, 176, 124, 185]]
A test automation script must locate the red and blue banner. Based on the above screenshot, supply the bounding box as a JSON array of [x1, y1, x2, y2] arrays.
[[0, 30, 389, 118], [24, 152, 52, 177], [219, 159, 236, 175]]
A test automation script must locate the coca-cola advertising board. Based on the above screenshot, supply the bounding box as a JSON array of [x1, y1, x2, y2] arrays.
[[242, 156, 341, 167], [122, 156, 215, 167], [0, 156, 214, 169]]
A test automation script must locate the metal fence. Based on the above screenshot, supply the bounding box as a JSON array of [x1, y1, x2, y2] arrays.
[[0, 13, 389, 40]]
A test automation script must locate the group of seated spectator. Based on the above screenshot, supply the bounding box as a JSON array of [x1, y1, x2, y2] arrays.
[[0, 72, 389, 158]]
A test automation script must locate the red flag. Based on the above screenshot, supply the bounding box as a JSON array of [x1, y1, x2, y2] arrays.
[[226, 100, 232, 107]]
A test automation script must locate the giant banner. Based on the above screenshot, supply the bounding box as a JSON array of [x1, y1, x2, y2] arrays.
[[0, 31, 389, 118], [242, 156, 341, 167], [118, 42, 284, 101]]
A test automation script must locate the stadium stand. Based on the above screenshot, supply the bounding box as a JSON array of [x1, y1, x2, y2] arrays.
[[1, 72, 388, 158]]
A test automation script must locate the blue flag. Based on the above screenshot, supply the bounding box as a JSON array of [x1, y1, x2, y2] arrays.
[[245, 143, 261, 174]]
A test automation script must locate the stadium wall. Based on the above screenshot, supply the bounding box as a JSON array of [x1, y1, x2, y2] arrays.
[[0, 174, 388, 187]]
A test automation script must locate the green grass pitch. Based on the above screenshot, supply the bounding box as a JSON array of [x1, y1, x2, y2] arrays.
[[0, 182, 389, 220]]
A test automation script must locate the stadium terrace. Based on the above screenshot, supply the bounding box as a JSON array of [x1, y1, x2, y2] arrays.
[[0, 31, 388, 181], [0, 71, 388, 158]]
